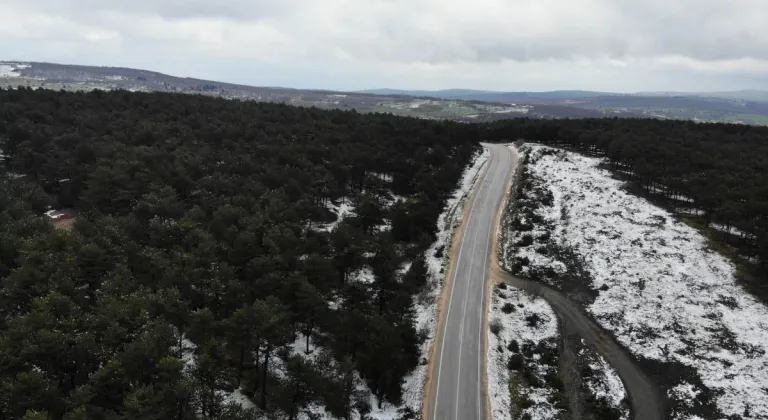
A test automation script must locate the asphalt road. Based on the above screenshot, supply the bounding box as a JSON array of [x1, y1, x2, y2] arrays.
[[427, 144, 665, 420], [427, 143, 514, 420]]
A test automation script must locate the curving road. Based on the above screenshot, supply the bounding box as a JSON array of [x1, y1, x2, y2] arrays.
[[426, 144, 664, 420]]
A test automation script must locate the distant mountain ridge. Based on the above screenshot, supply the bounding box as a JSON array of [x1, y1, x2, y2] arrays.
[[2, 60, 768, 125], [359, 88, 768, 103], [358, 89, 617, 103]]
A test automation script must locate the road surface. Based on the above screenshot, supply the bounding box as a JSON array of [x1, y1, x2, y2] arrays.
[[426, 144, 664, 420], [426, 143, 513, 420]]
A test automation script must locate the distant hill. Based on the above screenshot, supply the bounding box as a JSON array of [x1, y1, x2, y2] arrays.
[[0, 60, 628, 121], [361, 88, 768, 104], [2, 60, 767, 125], [359, 89, 615, 103]]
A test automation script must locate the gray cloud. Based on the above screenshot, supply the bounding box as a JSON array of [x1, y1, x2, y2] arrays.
[[1, 0, 768, 91]]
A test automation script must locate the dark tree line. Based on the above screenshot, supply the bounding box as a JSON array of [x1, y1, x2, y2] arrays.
[[485, 118, 768, 299], [0, 88, 480, 419]]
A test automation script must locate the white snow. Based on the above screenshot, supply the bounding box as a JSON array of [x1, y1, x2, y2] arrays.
[[488, 286, 561, 420], [316, 199, 355, 232], [507, 144, 768, 419], [44, 209, 64, 219], [219, 387, 256, 410], [180, 336, 197, 373], [710, 223, 748, 237], [350, 266, 376, 284], [579, 341, 629, 420], [0, 64, 21, 78]]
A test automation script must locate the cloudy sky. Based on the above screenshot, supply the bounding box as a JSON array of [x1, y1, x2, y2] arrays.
[[1, 0, 767, 92]]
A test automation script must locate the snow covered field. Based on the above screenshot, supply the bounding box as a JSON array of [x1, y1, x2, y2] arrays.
[[506, 144, 768, 419], [488, 284, 562, 420]]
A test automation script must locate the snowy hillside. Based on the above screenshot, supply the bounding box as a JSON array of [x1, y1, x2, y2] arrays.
[[504, 145, 768, 419]]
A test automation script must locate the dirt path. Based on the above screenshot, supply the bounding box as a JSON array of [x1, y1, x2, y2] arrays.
[[489, 146, 665, 420]]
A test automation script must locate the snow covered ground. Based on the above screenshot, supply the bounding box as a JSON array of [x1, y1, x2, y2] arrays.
[[505, 144, 768, 419], [0, 64, 21, 78], [315, 199, 355, 232], [578, 341, 629, 420], [488, 284, 562, 420]]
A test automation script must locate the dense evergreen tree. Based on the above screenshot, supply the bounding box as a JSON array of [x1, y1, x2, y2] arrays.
[[0, 87, 478, 419]]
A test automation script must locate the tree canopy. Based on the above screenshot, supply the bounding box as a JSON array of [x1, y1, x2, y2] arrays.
[[0, 87, 479, 419]]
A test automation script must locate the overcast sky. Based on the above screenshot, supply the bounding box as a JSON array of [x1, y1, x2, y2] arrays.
[[2, 0, 767, 92]]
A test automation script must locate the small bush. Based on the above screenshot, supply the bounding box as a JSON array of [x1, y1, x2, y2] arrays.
[[507, 340, 520, 353], [508, 354, 525, 370], [521, 342, 535, 358], [490, 319, 503, 336], [521, 398, 534, 411], [525, 313, 542, 328], [502, 303, 516, 314], [434, 245, 444, 259], [498, 282, 507, 290], [517, 235, 534, 247], [521, 367, 541, 388], [545, 370, 565, 391]]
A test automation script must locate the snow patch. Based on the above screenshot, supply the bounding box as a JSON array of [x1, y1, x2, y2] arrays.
[[180, 337, 197, 373], [0, 64, 21, 78], [316, 199, 355, 232]]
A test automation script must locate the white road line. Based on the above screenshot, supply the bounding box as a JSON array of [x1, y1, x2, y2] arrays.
[[432, 151, 492, 420]]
